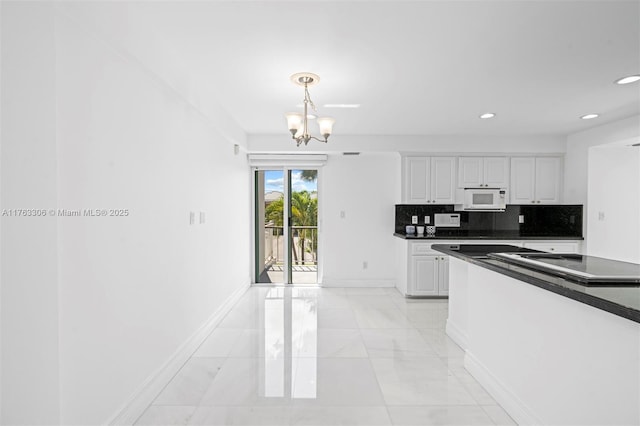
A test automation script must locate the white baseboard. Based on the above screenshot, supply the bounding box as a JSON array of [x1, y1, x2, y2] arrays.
[[320, 279, 395, 288], [445, 319, 468, 351], [107, 281, 250, 425], [464, 351, 543, 426]]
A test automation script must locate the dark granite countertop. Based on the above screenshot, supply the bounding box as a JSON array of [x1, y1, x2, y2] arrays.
[[431, 244, 640, 324], [393, 232, 584, 240]]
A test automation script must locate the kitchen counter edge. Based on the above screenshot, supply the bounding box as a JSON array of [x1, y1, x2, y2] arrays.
[[431, 244, 640, 324]]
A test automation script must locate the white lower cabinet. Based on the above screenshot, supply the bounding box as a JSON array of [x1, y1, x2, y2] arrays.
[[396, 239, 582, 297], [410, 255, 449, 296], [396, 241, 450, 297]]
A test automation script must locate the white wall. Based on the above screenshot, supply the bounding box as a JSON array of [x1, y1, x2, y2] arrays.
[[564, 115, 640, 257], [1, 3, 60, 424], [587, 146, 640, 263], [321, 153, 400, 286], [565, 115, 640, 204], [55, 11, 250, 425], [1, 3, 251, 424]]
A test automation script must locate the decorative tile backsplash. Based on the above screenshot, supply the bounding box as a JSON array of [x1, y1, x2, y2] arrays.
[[395, 204, 583, 238]]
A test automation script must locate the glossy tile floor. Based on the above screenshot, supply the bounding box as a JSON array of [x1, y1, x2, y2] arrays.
[[135, 287, 516, 425]]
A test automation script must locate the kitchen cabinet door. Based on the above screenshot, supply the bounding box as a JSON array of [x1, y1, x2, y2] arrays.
[[534, 157, 562, 203], [404, 157, 430, 203], [483, 157, 509, 188], [438, 256, 450, 295], [411, 255, 439, 296], [458, 157, 483, 188], [510, 157, 536, 203], [431, 157, 456, 204]]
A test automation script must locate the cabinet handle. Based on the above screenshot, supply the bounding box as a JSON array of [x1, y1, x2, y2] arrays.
[[537, 200, 541, 203], [531, 200, 536, 203], [432, 200, 436, 203]]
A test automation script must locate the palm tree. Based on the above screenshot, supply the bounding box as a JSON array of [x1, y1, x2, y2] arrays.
[[265, 197, 284, 227], [300, 170, 317, 182], [264, 190, 317, 265], [290, 190, 318, 264]]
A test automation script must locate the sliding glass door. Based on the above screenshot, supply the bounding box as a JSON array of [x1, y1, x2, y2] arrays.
[[255, 169, 318, 284]]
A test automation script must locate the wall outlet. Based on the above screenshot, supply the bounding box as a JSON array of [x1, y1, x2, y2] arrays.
[[189, 211, 195, 225], [340, 210, 346, 219], [598, 211, 605, 221], [518, 215, 525, 224], [363, 261, 368, 269], [411, 215, 418, 224], [424, 216, 430, 224]]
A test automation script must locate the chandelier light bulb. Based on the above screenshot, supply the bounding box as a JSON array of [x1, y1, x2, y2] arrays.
[[285, 112, 303, 133], [317, 117, 335, 137]]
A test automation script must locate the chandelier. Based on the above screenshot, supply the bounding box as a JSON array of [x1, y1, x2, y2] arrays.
[[285, 72, 335, 146]]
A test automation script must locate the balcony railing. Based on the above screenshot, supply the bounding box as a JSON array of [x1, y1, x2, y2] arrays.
[[264, 225, 317, 267]]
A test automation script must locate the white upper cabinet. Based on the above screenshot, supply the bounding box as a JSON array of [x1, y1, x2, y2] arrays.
[[534, 157, 562, 203], [431, 157, 456, 203], [510, 157, 562, 204], [457, 157, 483, 187], [403, 156, 455, 204], [484, 157, 510, 188], [457, 157, 509, 188], [405, 157, 430, 203]]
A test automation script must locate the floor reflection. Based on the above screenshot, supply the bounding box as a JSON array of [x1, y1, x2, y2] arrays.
[[136, 287, 517, 426], [264, 287, 318, 399]]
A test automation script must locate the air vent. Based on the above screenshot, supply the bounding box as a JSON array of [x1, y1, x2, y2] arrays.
[[343, 152, 361, 156]]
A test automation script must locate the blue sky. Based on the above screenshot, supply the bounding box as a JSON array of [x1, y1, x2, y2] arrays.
[[264, 170, 317, 193]]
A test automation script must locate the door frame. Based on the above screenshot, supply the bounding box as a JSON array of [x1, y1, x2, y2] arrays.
[[251, 165, 323, 285]]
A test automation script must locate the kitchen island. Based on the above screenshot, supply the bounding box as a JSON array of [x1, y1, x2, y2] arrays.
[[431, 244, 640, 426]]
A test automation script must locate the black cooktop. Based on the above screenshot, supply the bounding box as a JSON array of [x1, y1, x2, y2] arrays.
[[488, 252, 640, 285]]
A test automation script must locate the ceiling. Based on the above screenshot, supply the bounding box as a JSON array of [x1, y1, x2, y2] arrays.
[[68, 1, 640, 137]]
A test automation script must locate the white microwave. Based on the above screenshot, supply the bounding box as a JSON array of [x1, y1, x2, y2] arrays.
[[455, 188, 507, 211]]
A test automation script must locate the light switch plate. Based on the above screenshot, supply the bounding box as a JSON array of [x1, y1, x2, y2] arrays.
[[424, 216, 430, 224], [519, 215, 525, 224], [411, 215, 418, 224]]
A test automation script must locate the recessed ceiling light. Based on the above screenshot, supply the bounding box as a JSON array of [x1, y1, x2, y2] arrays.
[[323, 104, 360, 108], [615, 74, 640, 85], [580, 113, 599, 120], [479, 113, 496, 119]]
